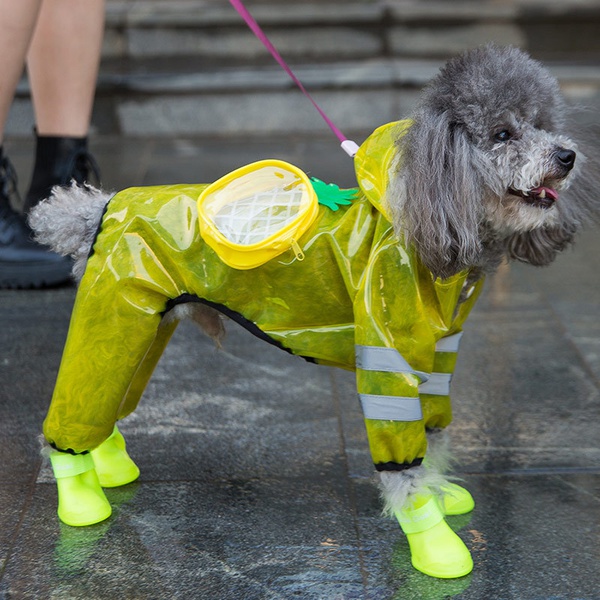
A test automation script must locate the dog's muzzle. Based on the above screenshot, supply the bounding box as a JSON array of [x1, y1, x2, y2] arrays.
[[509, 186, 558, 209], [508, 146, 576, 209], [553, 147, 576, 176]]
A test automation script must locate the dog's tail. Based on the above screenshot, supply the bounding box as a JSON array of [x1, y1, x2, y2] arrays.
[[28, 184, 112, 282]]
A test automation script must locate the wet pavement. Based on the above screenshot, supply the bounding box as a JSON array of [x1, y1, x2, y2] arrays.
[[0, 132, 599, 599]]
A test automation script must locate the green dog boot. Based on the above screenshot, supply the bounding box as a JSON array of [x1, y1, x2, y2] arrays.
[[396, 494, 473, 579], [439, 482, 475, 516], [90, 425, 140, 488], [50, 451, 112, 527]]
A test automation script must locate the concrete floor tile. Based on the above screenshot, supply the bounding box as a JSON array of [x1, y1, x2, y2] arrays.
[[0, 484, 31, 571], [2, 478, 366, 600]]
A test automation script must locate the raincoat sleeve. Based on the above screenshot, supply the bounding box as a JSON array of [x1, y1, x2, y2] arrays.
[[353, 223, 436, 470], [419, 273, 485, 432], [418, 331, 462, 429]]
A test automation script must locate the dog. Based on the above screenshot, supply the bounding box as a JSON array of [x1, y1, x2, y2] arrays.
[[30, 45, 598, 578]]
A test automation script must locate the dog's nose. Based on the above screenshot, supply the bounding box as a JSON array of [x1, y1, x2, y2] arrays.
[[555, 148, 576, 171]]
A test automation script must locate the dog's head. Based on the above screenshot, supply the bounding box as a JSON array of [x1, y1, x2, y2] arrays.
[[393, 45, 595, 279]]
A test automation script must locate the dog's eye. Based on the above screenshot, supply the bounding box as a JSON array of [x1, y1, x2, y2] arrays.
[[494, 130, 512, 142]]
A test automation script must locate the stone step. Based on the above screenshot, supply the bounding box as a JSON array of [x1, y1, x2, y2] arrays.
[[110, 59, 600, 135], [6, 1, 600, 137], [8, 56, 600, 138], [101, 0, 600, 64]]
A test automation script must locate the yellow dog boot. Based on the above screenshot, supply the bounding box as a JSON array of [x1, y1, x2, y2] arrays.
[[439, 482, 475, 516], [50, 451, 112, 527], [396, 493, 473, 579], [90, 425, 140, 488]]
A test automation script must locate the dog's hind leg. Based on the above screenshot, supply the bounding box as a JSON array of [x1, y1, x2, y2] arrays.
[[89, 314, 182, 487], [44, 298, 168, 454], [116, 316, 180, 422], [45, 308, 173, 525], [43, 256, 185, 526], [89, 424, 141, 488]]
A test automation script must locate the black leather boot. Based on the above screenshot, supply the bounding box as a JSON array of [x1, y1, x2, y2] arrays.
[[23, 133, 100, 213], [0, 148, 72, 289]]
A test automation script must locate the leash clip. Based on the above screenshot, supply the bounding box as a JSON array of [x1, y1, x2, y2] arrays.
[[341, 140, 360, 158]]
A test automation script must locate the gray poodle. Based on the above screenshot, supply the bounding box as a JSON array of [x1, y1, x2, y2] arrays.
[[30, 45, 598, 579]]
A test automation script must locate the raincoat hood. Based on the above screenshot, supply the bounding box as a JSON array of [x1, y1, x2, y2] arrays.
[[354, 119, 412, 220]]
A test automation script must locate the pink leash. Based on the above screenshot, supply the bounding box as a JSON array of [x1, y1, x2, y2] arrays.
[[228, 0, 359, 158]]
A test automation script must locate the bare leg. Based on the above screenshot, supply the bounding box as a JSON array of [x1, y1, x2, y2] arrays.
[[0, 0, 73, 290], [26, 0, 105, 136], [0, 0, 42, 144], [23, 0, 105, 213]]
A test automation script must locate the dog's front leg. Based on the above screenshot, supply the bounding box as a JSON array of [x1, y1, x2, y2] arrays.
[[377, 466, 472, 579], [356, 339, 473, 578]]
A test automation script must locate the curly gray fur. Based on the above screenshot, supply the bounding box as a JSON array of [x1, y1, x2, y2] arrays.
[[391, 44, 599, 279], [28, 184, 112, 282], [379, 429, 457, 517], [163, 303, 226, 345]]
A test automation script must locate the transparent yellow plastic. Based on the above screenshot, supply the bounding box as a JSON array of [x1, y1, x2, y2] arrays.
[[198, 160, 319, 269], [354, 119, 412, 219], [43, 119, 484, 473]]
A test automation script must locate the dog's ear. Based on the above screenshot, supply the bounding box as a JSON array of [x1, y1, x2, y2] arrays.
[[393, 112, 483, 279], [505, 225, 576, 266]]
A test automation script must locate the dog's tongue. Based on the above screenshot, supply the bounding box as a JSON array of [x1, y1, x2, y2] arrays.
[[530, 186, 559, 201]]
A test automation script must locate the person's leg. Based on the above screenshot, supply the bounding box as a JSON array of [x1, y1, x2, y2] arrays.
[[23, 0, 105, 212], [27, 0, 105, 137], [0, 0, 42, 142], [0, 0, 72, 289]]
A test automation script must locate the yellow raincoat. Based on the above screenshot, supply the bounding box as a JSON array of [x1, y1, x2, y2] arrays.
[[43, 120, 484, 471]]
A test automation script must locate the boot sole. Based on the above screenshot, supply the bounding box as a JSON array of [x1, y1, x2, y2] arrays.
[[0, 261, 72, 289]]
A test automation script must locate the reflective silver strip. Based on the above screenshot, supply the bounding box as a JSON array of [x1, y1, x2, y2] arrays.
[[355, 345, 429, 383], [359, 394, 423, 421], [419, 372, 452, 396], [435, 332, 463, 353]]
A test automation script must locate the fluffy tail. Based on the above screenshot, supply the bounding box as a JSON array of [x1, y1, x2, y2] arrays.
[[29, 183, 227, 344], [28, 184, 112, 282]]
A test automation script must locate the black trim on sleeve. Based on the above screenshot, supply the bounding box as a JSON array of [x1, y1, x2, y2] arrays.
[[87, 192, 113, 261], [49, 442, 90, 456], [374, 458, 423, 472]]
